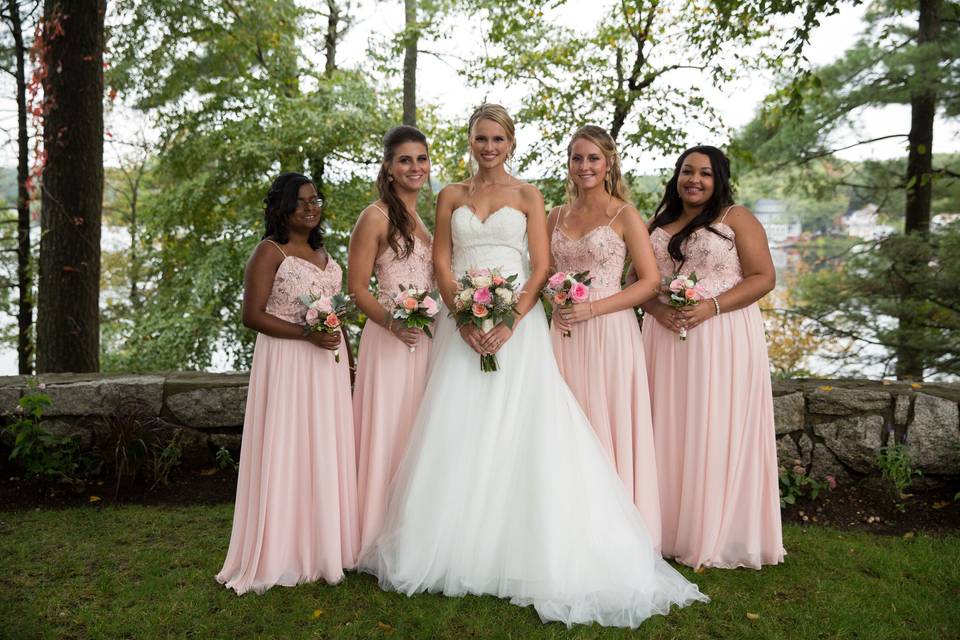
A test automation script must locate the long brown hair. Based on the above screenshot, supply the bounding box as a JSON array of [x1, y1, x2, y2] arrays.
[[375, 125, 429, 258], [565, 125, 629, 205]]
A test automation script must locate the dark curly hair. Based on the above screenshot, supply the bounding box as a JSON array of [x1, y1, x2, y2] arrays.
[[376, 125, 429, 259], [648, 145, 734, 265], [262, 172, 324, 250]]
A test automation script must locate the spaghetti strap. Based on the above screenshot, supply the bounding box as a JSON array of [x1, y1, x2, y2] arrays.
[[264, 239, 287, 258], [719, 205, 736, 225], [608, 204, 629, 226], [370, 204, 390, 220]]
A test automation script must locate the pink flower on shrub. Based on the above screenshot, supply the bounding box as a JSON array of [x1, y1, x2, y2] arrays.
[[569, 282, 589, 303], [473, 288, 492, 304], [547, 271, 568, 289], [825, 475, 837, 489]]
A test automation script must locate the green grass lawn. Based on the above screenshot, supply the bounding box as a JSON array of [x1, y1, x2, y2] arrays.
[[1, 505, 958, 640]]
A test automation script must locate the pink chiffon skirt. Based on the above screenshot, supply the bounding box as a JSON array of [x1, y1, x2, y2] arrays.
[[550, 289, 662, 550], [216, 333, 360, 594], [643, 304, 784, 569], [354, 321, 431, 552]]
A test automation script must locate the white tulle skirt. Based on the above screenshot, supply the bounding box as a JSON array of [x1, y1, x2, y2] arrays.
[[358, 306, 708, 628]]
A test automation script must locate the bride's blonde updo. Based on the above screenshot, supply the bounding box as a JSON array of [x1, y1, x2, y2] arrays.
[[565, 125, 629, 205], [467, 103, 517, 162]]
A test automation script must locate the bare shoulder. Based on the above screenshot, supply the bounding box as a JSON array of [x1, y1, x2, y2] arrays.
[[517, 181, 544, 211], [546, 204, 564, 226], [438, 182, 469, 202], [720, 204, 756, 226], [249, 238, 286, 271]]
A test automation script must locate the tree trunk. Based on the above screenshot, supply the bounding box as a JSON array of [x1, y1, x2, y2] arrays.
[[402, 0, 417, 127], [36, 0, 105, 373], [895, 0, 941, 380], [7, 0, 33, 374], [324, 0, 339, 76]]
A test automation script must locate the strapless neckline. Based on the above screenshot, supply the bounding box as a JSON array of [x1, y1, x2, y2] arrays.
[[453, 205, 524, 225]]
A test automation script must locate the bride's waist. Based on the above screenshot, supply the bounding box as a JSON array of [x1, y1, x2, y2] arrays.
[[452, 253, 526, 278]]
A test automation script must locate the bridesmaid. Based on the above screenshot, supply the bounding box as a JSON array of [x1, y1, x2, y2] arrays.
[[348, 126, 434, 552], [217, 172, 359, 594], [641, 146, 784, 570], [548, 125, 663, 547]]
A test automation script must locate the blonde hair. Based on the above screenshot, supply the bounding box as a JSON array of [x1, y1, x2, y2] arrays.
[[565, 125, 629, 205], [467, 103, 517, 179]]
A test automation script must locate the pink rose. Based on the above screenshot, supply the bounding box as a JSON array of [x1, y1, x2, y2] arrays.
[[305, 308, 320, 324], [469, 267, 490, 278], [402, 296, 418, 311], [421, 296, 439, 317], [472, 303, 489, 318], [547, 271, 567, 289], [492, 275, 505, 286], [569, 282, 589, 303], [473, 288, 492, 304], [313, 297, 334, 314], [324, 313, 341, 328], [684, 288, 700, 300], [669, 278, 685, 293], [553, 291, 568, 305]]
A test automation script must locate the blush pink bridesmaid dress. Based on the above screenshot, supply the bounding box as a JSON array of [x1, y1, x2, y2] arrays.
[[353, 206, 434, 552], [643, 209, 785, 569], [549, 205, 662, 549], [217, 241, 360, 594]]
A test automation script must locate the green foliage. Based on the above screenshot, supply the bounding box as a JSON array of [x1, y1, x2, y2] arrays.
[[778, 459, 831, 507], [876, 437, 921, 512], [95, 400, 185, 494], [149, 431, 183, 489], [3, 386, 84, 485], [795, 222, 960, 378], [215, 445, 238, 471], [103, 0, 396, 371]]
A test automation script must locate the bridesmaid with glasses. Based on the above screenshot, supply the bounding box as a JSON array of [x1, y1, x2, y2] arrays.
[[348, 126, 435, 553], [548, 125, 663, 547], [217, 172, 359, 594]]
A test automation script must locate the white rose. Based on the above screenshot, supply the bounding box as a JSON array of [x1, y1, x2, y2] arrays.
[[495, 287, 512, 302], [459, 287, 475, 303], [684, 278, 695, 288], [473, 275, 492, 288]]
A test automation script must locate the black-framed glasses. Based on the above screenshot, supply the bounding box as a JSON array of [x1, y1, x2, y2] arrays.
[[296, 197, 324, 210]]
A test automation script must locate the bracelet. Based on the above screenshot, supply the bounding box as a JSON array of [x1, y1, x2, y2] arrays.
[[711, 297, 720, 316], [589, 302, 595, 318]]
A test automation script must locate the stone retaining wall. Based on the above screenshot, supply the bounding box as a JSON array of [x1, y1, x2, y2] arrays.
[[1, 374, 958, 481]]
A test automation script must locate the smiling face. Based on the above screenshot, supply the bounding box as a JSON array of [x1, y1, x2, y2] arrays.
[[288, 182, 322, 234], [568, 137, 609, 193], [676, 152, 715, 208], [387, 141, 430, 193], [470, 118, 512, 170]]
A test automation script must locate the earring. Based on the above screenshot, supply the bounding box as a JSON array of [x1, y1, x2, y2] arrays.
[[388, 175, 394, 182]]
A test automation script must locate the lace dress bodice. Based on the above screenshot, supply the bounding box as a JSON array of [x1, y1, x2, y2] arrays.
[[450, 206, 529, 278], [374, 236, 435, 308], [551, 224, 626, 295], [265, 250, 343, 324], [650, 223, 742, 297]]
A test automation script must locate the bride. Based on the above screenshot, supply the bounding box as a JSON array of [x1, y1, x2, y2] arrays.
[[358, 104, 708, 628]]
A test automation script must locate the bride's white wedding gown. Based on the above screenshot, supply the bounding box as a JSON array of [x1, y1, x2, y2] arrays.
[[358, 206, 708, 627]]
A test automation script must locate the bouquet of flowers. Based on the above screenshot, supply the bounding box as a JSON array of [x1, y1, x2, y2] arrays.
[[451, 267, 519, 372], [542, 270, 592, 337], [300, 292, 354, 362], [392, 286, 441, 352], [663, 272, 708, 342]]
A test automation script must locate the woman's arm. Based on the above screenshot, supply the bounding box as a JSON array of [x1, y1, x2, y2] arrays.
[[433, 186, 461, 309]]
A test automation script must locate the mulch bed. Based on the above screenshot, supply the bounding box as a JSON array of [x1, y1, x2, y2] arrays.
[[3, 465, 958, 536], [781, 479, 960, 536]]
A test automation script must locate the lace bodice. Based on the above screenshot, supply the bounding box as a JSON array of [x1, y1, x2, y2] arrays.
[[374, 236, 435, 307], [451, 206, 529, 278], [265, 251, 343, 324], [650, 223, 742, 297], [551, 225, 626, 293]]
